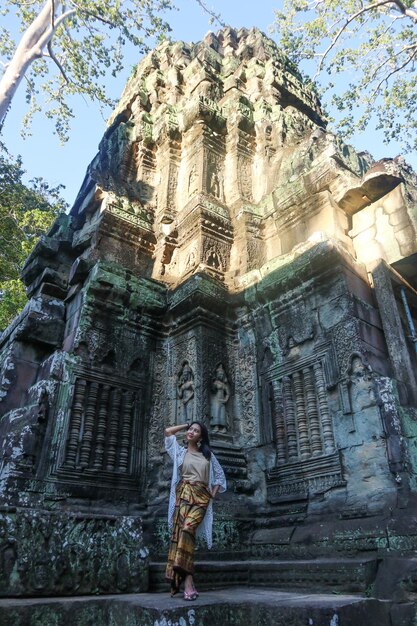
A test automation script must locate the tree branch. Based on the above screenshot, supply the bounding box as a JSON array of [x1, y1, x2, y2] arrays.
[[370, 47, 417, 100], [44, 40, 70, 85], [314, 0, 399, 77], [68, 0, 118, 27], [38, 6, 76, 46], [388, 0, 417, 22], [195, 0, 225, 27], [367, 41, 417, 85]]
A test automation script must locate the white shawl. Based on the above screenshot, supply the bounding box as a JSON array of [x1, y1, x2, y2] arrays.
[[165, 435, 227, 549]]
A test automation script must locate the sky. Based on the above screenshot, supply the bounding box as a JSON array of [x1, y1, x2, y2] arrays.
[[2, 0, 416, 207]]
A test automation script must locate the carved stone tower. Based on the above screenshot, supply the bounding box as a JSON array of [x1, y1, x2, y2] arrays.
[[1, 27, 417, 617]]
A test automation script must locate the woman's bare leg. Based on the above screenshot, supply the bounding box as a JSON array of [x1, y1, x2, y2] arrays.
[[184, 573, 194, 594]]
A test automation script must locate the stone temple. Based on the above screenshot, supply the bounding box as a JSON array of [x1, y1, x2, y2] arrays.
[[1, 26, 417, 624]]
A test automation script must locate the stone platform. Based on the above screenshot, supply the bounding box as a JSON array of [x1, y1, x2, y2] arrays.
[[0, 588, 400, 626]]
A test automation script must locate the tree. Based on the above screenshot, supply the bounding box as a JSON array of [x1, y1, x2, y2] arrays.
[[0, 0, 175, 141], [275, 0, 417, 151], [0, 144, 67, 329]]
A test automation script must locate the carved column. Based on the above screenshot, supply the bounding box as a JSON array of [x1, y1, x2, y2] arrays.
[[304, 367, 323, 456], [80, 381, 99, 468], [293, 370, 310, 459], [282, 376, 298, 460], [118, 391, 134, 472], [272, 379, 286, 464], [65, 378, 87, 468], [106, 388, 122, 471], [314, 361, 335, 454], [93, 384, 110, 470]]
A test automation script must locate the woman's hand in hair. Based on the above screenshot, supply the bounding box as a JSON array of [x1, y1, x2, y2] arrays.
[[164, 423, 189, 437]]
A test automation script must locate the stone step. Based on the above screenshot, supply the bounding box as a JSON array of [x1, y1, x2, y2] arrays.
[[149, 557, 377, 594], [0, 588, 397, 626]]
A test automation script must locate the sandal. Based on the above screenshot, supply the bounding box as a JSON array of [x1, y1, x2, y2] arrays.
[[183, 590, 198, 601]]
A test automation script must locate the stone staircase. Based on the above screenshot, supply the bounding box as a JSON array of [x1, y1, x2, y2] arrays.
[[1, 557, 415, 625], [149, 556, 377, 594], [145, 555, 416, 625]]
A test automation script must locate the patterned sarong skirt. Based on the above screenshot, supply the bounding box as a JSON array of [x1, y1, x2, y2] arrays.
[[165, 480, 211, 584]]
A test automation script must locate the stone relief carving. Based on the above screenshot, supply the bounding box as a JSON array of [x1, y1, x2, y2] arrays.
[[235, 340, 258, 446], [276, 300, 314, 355], [0, 511, 148, 596], [347, 353, 377, 411], [210, 363, 230, 432], [266, 454, 345, 502], [206, 152, 224, 201], [177, 360, 195, 423], [185, 248, 197, 270], [338, 352, 379, 432], [202, 239, 227, 272], [148, 344, 168, 460], [208, 166, 222, 199], [238, 155, 253, 200], [166, 163, 179, 210], [264, 124, 276, 161], [206, 246, 223, 270], [16, 388, 49, 473], [138, 146, 156, 185], [332, 318, 362, 376], [188, 164, 198, 197]]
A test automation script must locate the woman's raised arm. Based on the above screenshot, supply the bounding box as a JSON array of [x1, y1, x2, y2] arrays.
[[164, 423, 189, 437]]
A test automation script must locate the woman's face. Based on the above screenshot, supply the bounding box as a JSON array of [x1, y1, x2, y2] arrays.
[[187, 423, 202, 444]]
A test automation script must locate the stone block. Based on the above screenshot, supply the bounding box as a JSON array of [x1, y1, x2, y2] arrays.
[[0, 590, 394, 626]]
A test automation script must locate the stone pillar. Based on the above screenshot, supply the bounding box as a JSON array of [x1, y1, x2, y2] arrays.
[[371, 260, 417, 402]]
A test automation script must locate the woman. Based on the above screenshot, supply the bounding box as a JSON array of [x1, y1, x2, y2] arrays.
[[164, 421, 226, 600]]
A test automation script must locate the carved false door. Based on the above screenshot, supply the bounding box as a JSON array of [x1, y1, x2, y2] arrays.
[[266, 358, 344, 501], [59, 371, 143, 487]]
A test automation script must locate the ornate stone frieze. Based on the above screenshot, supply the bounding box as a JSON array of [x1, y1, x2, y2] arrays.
[[332, 318, 362, 377], [266, 452, 345, 502], [234, 326, 258, 447], [0, 509, 148, 597], [147, 342, 169, 460]]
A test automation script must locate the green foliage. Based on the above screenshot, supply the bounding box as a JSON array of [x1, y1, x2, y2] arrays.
[[0, 280, 27, 331], [274, 0, 417, 151], [0, 144, 67, 330], [1, 0, 175, 141]]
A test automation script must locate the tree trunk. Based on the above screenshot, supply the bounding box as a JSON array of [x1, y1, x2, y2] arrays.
[[0, 1, 55, 129]]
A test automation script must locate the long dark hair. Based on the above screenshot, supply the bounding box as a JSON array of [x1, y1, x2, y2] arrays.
[[188, 421, 211, 460]]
